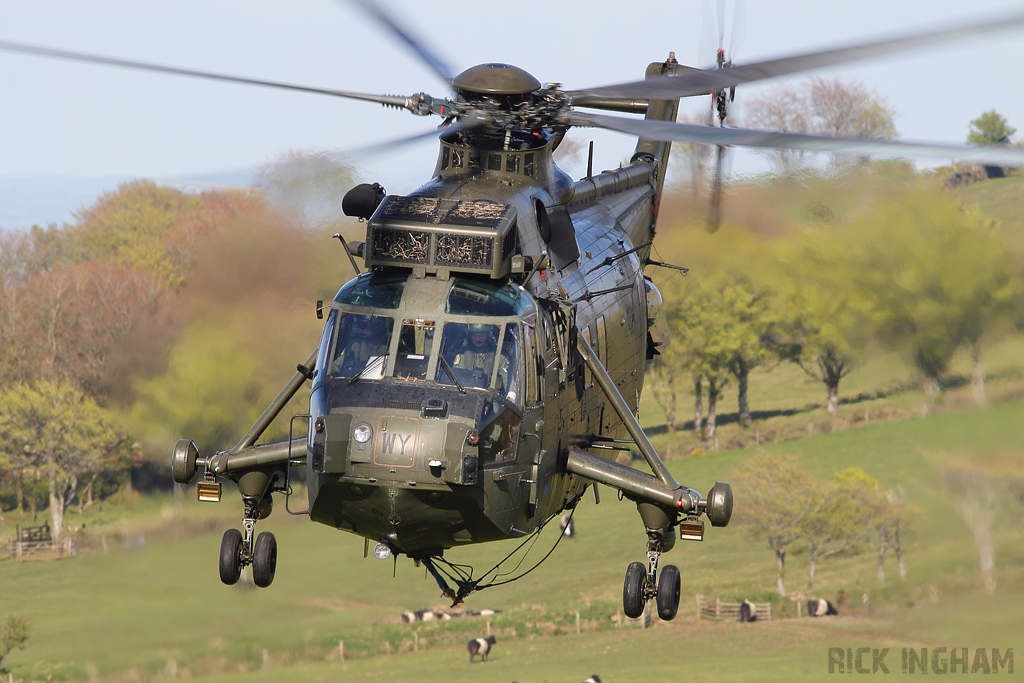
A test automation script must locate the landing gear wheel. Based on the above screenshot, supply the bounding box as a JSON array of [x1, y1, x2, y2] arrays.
[[657, 564, 681, 621], [252, 531, 278, 588], [623, 561, 646, 619], [219, 528, 243, 585]]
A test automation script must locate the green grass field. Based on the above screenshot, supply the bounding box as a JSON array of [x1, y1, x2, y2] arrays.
[[2, 380, 1023, 681]]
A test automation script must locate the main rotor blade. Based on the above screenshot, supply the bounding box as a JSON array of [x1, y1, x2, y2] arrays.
[[568, 9, 1024, 101], [0, 39, 412, 109], [346, 0, 454, 84], [567, 111, 1024, 167]]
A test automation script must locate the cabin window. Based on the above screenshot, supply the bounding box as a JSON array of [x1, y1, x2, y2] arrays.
[[393, 319, 435, 381], [522, 315, 540, 405], [500, 322, 522, 405], [441, 147, 450, 170], [524, 153, 534, 177], [488, 153, 502, 171], [451, 149, 464, 168], [506, 154, 520, 174], [330, 313, 394, 379]]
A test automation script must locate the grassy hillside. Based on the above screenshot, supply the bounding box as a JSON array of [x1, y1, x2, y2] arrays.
[[2, 396, 1022, 681], [953, 169, 1024, 253]]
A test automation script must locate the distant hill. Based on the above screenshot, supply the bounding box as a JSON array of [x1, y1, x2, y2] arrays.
[[951, 169, 1024, 253]]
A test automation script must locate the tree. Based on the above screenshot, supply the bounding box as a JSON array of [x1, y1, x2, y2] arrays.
[[646, 318, 685, 435], [0, 381, 131, 542], [0, 615, 29, 670], [12, 260, 165, 401], [72, 180, 263, 290], [967, 110, 1016, 146], [921, 448, 1024, 595], [730, 453, 818, 596], [658, 279, 732, 442], [743, 77, 897, 173], [871, 488, 911, 584], [742, 83, 812, 174], [772, 222, 874, 415], [851, 189, 1015, 403], [800, 467, 880, 589], [808, 77, 898, 141], [719, 282, 778, 427]]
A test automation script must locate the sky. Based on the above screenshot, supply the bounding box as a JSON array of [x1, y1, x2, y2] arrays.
[[1, 0, 1023, 227]]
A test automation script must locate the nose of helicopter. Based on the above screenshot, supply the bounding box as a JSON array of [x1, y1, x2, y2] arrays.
[[306, 380, 518, 553]]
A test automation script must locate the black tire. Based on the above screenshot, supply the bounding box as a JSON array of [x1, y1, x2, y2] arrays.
[[657, 564, 681, 621], [623, 561, 646, 619], [252, 531, 278, 588], [219, 528, 243, 585]]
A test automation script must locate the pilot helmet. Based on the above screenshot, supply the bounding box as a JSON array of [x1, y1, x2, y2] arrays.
[[468, 323, 491, 334]]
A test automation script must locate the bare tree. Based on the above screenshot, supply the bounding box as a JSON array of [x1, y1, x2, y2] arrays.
[[741, 83, 811, 174], [742, 77, 897, 173], [921, 448, 1024, 595]]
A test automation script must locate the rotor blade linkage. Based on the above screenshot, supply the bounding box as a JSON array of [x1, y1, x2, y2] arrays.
[[566, 9, 1024, 101], [567, 111, 1024, 167], [575, 332, 679, 492]]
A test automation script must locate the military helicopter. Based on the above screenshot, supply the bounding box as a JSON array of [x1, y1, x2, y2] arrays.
[[7, 2, 1024, 622]]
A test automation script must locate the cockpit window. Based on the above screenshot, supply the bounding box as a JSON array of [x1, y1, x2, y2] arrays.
[[446, 278, 522, 316], [331, 314, 393, 379], [334, 272, 406, 309], [436, 322, 500, 390], [435, 321, 521, 404], [394, 319, 436, 381]]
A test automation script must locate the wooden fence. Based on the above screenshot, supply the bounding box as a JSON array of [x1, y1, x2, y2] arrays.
[[6, 524, 74, 561], [696, 595, 772, 621]]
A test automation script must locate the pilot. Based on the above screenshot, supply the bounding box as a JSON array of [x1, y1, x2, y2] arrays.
[[336, 316, 387, 375], [453, 323, 511, 391], [453, 324, 496, 374]]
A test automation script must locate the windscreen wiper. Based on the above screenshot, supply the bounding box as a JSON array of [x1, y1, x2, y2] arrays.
[[349, 353, 388, 385], [438, 354, 467, 394]]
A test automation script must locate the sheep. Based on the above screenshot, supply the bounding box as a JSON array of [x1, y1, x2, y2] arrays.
[[468, 635, 496, 662], [807, 598, 839, 616]]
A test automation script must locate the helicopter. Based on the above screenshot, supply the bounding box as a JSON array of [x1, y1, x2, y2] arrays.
[[7, 2, 1024, 623]]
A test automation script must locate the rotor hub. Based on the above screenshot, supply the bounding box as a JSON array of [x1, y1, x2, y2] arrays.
[[452, 63, 541, 96]]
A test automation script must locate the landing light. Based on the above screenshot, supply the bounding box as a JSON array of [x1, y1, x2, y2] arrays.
[[353, 423, 373, 443], [197, 481, 222, 503], [373, 542, 392, 560]]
